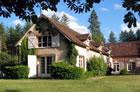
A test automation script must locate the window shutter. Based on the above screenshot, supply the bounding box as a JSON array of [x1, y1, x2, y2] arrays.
[[28, 33, 38, 49], [28, 55, 37, 78], [52, 34, 60, 47]]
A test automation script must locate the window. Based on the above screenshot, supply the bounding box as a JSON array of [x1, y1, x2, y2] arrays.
[[38, 33, 52, 47], [46, 56, 53, 73], [113, 63, 120, 72], [40, 56, 53, 74], [127, 62, 136, 71], [79, 56, 85, 68], [40, 57, 45, 74]]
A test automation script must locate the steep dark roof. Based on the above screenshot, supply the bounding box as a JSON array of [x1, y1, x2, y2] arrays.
[[16, 15, 109, 55], [40, 15, 109, 55], [106, 41, 140, 57], [77, 34, 90, 41]]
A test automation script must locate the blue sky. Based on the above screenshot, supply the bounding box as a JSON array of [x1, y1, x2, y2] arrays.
[[0, 0, 140, 41]]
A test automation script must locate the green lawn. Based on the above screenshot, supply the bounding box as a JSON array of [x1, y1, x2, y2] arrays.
[[0, 75, 140, 92]]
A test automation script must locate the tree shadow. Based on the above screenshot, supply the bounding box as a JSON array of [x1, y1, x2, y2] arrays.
[[5, 89, 20, 92]]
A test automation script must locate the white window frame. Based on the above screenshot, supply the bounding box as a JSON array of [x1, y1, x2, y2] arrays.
[[40, 56, 54, 75], [79, 56, 85, 68], [113, 63, 120, 72], [38, 33, 52, 47], [127, 62, 136, 71]]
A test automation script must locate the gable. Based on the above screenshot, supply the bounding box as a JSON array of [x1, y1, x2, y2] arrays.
[[16, 15, 110, 56]]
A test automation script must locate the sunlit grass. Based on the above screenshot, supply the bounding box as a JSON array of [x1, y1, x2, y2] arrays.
[[0, 75, 140, 92]]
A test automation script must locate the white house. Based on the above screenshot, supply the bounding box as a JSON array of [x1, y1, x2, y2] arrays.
[[16, 15, 113, 78]]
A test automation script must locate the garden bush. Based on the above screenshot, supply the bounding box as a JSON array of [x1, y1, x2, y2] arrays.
[[3, 65, 29, 79], [0, 52, 19, 78], [50, 62, 84, 79], [0, 52, 18, 67], [120, 68, 128, 75], [87, 56, 107, 76]]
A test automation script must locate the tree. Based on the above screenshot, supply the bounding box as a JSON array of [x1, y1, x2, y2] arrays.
[[51, 14, 69, 26], [0, 23, 7, 52], [119, 30, 136, 42], [60, 14, 69, 26], [123, 0, 140, 28], [6, 25, 22, 55], [0, 0, 139, 28], [136, 29, 140, 40], [22, 21, 32, 34], [119, 31, 128, 42], [127, 30, 136, 41], [108, 31, 117, 43], [51, 14, 60, 22], [88, 9, 105, 44]]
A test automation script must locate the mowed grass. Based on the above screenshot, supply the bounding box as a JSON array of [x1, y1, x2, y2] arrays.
[[0, 75, 140, 92]]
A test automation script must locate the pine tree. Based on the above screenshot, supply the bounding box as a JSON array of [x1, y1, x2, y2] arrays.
[[6, 25, 22, 55], [108, 31, 117, 43], [119, 31, 128, 42], [136, 29, 140, 40], [127, 30, 136, 41], [51, 14, 60, 22], [119, 30, 136, 42], [0, 23, 7, 52], [60, 14, 69, 26], [88, 9, 105, 44]]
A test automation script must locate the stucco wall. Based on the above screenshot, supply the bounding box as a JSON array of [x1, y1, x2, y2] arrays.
[[75, 45, 108, 71], [112, 57, 140, 74], [35, 33, 69, 61]]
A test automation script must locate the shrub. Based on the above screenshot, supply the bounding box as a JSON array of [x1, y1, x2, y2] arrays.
[[3, 65, 29, 79], [120, 68, 128, 75], [51, 62, 84, 79], [87, 56, 107, 76], [0, 52, 18, 67]]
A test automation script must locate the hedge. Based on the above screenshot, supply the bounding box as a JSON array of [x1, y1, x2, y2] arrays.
[[3, 65, 29, 79], [50, 62, 84, 79], [120, 68, 128, 75]]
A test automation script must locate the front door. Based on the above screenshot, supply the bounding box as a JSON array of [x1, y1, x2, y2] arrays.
[[40, 56, 53, 76]]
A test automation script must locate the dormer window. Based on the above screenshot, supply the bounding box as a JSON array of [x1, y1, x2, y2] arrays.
[[38, 33, 52, 47]]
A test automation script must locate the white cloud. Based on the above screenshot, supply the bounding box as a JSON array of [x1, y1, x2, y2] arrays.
[[121, 22, 140, 32], [100, 7, 109, 12], [12, 19, 25, 26], [42, 10, 89, 34], [114, 4, 124, 10]]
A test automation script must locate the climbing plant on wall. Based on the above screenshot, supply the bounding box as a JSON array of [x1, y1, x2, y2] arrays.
[[20, 38, 34, 65], [67, 43, 78, 66]]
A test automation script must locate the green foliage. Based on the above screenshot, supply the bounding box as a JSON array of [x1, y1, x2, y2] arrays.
[[51, 62, 84, 79], [20, 38, 34, 65], [51, 14, 69, 26], [109, 31, 117, 43], [6, 25, 22, 55], [82, 71, 97, 79], [51, 14, 60, 21], [0, 52, 18, 68], [119, 30, 136, 42], [87, 56, 107, 76], [88, 9, 105, 43], [0, 23, 7, 51], [60, 14, 69, 26], [3, 65, 29, 79], [120, 68, 128, 75], [0, 0, 138, 28], [67, 44, 78, 65], [136, 29, 140, 40]]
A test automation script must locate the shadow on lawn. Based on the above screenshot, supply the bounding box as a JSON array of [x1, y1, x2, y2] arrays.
[[5, 89, 20, 92]]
